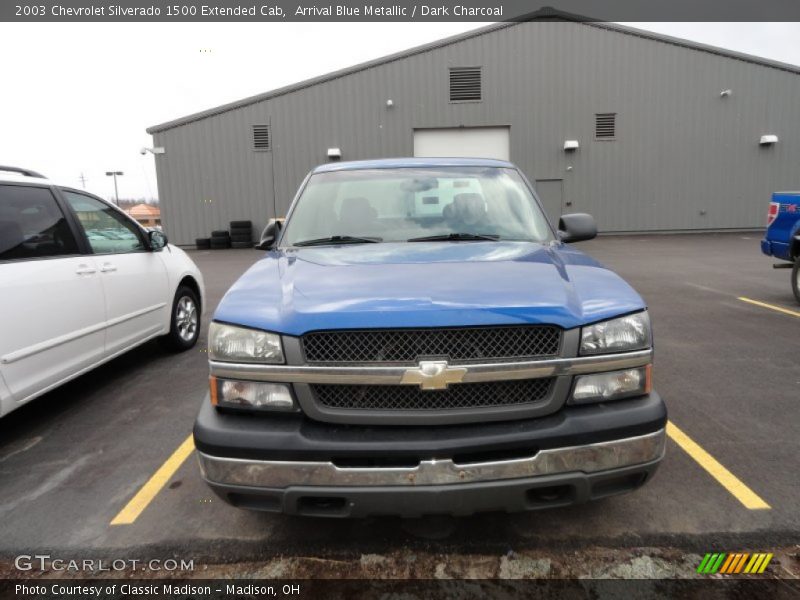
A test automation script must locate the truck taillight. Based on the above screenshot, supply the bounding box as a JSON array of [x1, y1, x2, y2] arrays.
[[766, 202, 780, 227]]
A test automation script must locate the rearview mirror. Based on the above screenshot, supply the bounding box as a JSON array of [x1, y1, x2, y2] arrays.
[[148, 229, 168, 251], [558, 213, 597, 243], [255, 219, 283, 250]]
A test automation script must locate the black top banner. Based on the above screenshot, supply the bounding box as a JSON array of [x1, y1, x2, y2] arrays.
[[4, 0, 800, 22]]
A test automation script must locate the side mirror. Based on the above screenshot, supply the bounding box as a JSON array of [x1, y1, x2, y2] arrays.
[[255, 219, 283, 250], [148, 229, 168, 251], [558, 213, 597, 243]]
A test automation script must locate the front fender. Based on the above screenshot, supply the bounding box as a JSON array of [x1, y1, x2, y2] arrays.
[[159, 245, 206, 311]]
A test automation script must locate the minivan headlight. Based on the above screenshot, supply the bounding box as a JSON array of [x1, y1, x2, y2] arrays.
[[580, 311, 651, 355], [209, 322, 284, 363]]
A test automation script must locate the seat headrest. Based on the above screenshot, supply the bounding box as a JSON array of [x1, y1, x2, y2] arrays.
[[452, 193, 486, 221]]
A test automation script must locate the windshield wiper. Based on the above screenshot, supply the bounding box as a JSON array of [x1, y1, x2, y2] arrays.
[[293, 235, 382, 247], [406, 232, 500, 242]]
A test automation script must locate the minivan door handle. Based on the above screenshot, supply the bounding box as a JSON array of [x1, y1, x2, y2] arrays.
[[99, 263, 117, 273], [75, 264, 96, 275]]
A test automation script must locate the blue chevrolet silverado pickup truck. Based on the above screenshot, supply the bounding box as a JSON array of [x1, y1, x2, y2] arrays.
[[194, 158, 667, 517], [761, 191, 800, 304]]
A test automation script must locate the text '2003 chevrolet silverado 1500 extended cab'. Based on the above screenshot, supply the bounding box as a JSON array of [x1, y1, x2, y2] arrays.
[[194, 158, 667, 517]]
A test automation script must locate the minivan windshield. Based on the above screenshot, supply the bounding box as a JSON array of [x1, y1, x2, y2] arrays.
[[281, 167, 553, 247]]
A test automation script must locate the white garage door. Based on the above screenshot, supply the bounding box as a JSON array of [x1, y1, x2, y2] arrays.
[[413, 127, 510, 161]]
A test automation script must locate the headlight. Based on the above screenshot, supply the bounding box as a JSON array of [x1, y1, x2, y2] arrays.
[[570, 366, 651, 405], [210, 377, 296, 411], [209, 322, 284, 363], [580, 311, 651, 355]]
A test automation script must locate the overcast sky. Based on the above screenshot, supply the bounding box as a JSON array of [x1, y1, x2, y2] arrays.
[[1, 22, 798, 202]]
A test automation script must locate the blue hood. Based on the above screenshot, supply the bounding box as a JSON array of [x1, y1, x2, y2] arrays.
[[213, 242, 646, 335]]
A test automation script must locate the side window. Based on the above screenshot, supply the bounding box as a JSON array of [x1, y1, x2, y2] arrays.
[[0, 184, 80, 261], [62, 191, 145, 254]]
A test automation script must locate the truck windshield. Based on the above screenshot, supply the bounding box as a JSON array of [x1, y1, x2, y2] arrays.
[[281, 166, 553, 246]]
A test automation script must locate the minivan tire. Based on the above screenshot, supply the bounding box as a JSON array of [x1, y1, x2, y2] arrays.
[[160, 286, 201, 352], [230, 220, 252, 229], [211, 230, 230, 238]]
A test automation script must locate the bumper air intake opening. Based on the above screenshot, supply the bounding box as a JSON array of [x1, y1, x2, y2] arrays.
[[296, 496, 348, 516], [525, 484, 575, 507], [591, 472, 648, 499], [227, 492, 282, 512]]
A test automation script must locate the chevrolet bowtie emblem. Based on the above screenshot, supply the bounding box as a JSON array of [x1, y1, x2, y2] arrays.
[[400, 360, 467, 390]]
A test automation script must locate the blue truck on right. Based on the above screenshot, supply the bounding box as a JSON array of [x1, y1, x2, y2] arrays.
[[761, 192, 800, 304]]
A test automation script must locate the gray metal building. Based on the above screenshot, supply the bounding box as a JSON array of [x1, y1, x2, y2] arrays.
[[147, 17, 800, 246]]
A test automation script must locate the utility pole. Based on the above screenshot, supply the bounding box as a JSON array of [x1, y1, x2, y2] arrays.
[[105, 171, 123, 205], [79, 173, 87, 189]]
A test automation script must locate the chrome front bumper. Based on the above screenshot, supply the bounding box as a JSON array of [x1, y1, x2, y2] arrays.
[[198, 428, 666, 489]]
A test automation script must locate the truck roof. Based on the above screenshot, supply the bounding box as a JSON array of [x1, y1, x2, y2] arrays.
[[313, 157, 515, 173]]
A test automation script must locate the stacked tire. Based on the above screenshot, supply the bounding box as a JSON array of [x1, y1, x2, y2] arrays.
[[210, 230, 231, 249], [195, 238, 211, 250], [229, 220, 253, 249]]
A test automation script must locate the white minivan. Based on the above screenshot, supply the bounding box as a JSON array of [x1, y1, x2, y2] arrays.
[[0, 166, 204, 418]]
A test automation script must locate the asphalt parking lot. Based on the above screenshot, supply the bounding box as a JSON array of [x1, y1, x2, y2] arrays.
[[0, 233, 798, 575]]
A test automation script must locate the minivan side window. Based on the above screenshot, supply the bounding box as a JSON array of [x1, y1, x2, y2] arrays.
[[62, 191, 145, 254], [0, 184, 80, 261]]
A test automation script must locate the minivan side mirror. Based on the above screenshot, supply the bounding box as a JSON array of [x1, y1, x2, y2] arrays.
[[558, 213, 597, 243], [148, 229, 168, 251], [255, 219, 283, 250]]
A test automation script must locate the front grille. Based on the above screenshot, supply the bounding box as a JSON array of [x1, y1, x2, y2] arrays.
[[302, 326, 561, 364], [311, 378, 554, 411]]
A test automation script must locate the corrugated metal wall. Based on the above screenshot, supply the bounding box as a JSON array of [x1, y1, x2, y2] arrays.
[[152, 21, 800, 245]]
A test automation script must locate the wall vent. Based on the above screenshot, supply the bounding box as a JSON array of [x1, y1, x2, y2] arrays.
[[252, 125, 271, 150], [595, 113, 616, 139], [449, 67, 482, 102]]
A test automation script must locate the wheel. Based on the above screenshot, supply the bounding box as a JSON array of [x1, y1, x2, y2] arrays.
[[230, 220, 252, 229], [792, 258, 800, 304], [210, 239, 230, 249], [195, 237, 211, 249], [231, 233, 252, 243], [211, 230, 230, 238], [160, 286, 201, 351], [231, 241, 253, 249]]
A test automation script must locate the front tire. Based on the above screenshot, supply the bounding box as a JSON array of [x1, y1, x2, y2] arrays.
[[792, 258, 800, 305], [160, 286, 201, 351]]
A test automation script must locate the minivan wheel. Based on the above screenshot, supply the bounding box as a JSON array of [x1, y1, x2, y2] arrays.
[[792, 258, 800, 304], [160, 286, 201, 351]]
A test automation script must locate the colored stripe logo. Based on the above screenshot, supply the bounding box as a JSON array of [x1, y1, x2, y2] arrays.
[[697, 552, 773, 574]]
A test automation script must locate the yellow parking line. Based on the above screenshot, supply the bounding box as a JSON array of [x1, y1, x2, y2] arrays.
[[666, 421, 770, 510], [110, 434, 195, 526], [738, 297, 800, 318]]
